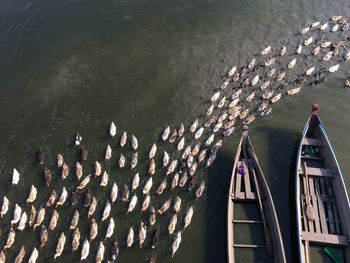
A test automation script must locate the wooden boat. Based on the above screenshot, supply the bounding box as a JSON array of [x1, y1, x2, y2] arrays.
[[227, 127, 286, 263], [296, 104, 350, 262]]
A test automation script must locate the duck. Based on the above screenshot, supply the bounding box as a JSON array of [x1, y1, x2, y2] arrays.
[[206, 153, 217, 167], [320, 22, 328, 30], [43, 167, 51, 186], [17, 212, 27, 231], [280, 46, 287, 56], [228, 66, 237, 76], [90, 218, 98, 240], [320, 41, 332, 48], [276, 72, 286, 81], [262, 90, 274, 99], [181, 146, 191, 160], [205, 134, 215, 146], [191, 143, 201, 156], [40, 225, 48, 248], [239, 108, 249, 120], [14, 246, 26, 263], [177, 137, 185, 152], [248, 58, 256, 69], [33, 206, 45, 230], [149, 159, 156, 175], [1, 196, 9, 218], [28, 205, 37, 227], [264, 58, 275, 67], [127, 195, 138, 214], [139, 221, 147, 248], [75, 162, 83, 180], [0, 251, 4, 263], [11, 203, 22, 225], [158, 199, 171, 215], [312, 45, 321, 55], [111, 182, 118, 204], [331, 24, 339, 32], [172, 232, 182, 258], [12, 168, 19, 186], [163, 151, 170, 167], [56, 187, 68, 207], [131, 135, 138, 150], [329, 64, 340, 72], [323, 51, 333, 61], [178, 123, 185, 137], [210, 91, 220, 102], [70, 189, 79, 207], [25, 185, 37, 204], [109, 121, 117, 137], [156, 179, 167, 195], [111, 241, 119, 261], [57, 154, 64, 168], [120, 131, 127, 147], [195, 181, 205, 199], [311, 21, 320, 28], [188, 177, 196, 191], [122, 184, 130, 202], [141, 195, 151, 211], [167, 160, 178, 175], [127, 227, 134, 248], [190, 119, 199, 133], [48, 210, 59, 231], [305, 66, 315, 76], [96, 242, 105, 263], [28, 247, 38, 263], [118, 153, 126, 168], [131, 152, 138, 169], [88, 197, 97, 218], [37, 148, 44, 164], [179, 173, 188, 187], [295, 44, 302, 54], [183, 206, 194, 229], [187, 155, 194, 168], [168, 214, 178, 235], [217, 96, 226, 108], [206, 104, 214, 116], [102, 201, 111, 221], [53, 232, 66, 259], [162, 126, 170, 141], [74, 132, 82, 146], [4, 228, 15, 249], [171, 173, 179, 190], [304, 36, 313, 46], [70, 210, 79, 230], [105, 145, 112, 161], [77, 174, 91, 190], [267, 68, 276, 77], [223, 127, 235, 137], [287, 87, 301, 95], [260, 80, 270, 90], [301, 26, 310, 34], [261, 46, 271, 56], [147, 143, 157, 159], [80, 146, 88, 161], [251, 75, 259, 86], [149, 207, 156, 226], [173, 196, 182, 213], [194, 127, 204, 139], [143, 178, 153, 195], [101, 171, 109, 187], [105, 217, 115, 239], [80, 239, 90, 260], [245, 91, 255, 102], [213, 122, 223, 133], [61, 163, 69, 180], [232, 72, 240, 81], [72, 228, 80, 251], [271, 93, 282, 104]]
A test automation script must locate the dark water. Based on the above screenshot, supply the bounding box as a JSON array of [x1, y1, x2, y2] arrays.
[[0, 0, 350, 262]]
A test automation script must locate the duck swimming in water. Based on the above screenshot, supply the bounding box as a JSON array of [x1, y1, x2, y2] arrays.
[[56, 187, 68, 207], [158, 199, 171, 215], [17, 212, 27, 231], [143, 177, 153, 195], [172, 231, 182, 258], [127, 227, 134, 248], [1, 196, 9, 218], [329, 63, 340, 72], [33, 206, 45, 230], [96, 242, 105, 263], [111, 241, 119, 261], [70, 210, 79, 230], [171, 173, 179, 190], [131, 152, 138, 169], [149, 159, 156, 175], [139, 221, 147, 248], [12, 168, 19, 186], [88, 197, 97, 218], [156, 179, 167, 195], [28, 247, 38, 263], [74, 132, 82, 146], [40, 225, 48, 248], [102, 200, 111, 221], [122, 184, 130, 202], [304, 36, 313, 46], [90, 218, 98, 240], [301, 26, 310, 34], [131, 135, 138, 150], [43, 167, 51, 186], [195, 181, 205, 199], [26, 185, 37, 203], [227, 66, 237, 77], [109, 121, 117, 137], [61, 163, 69, 180], [72, 227, 80, 251], [162, 126, 170, 141], [320, 22, 328, 30], [57, 154, 64, 168], [4, 228, 15, 249], [105, 217, 115, 240], [80, 146, 88, 161], [183, 206, 194, 229], [28, 205, 36, 227], [118, 153, 126, 168], [141, 194, 151, 211], [37, 148, 44, 164], [120, 131, 127, 147], [110, 182, 118, 204], [127, 195, 138, 214], [11, 204, 21, 225], [105, 145, 112, 161], [168, 214, 178, 235], [49, 210, 59, 231], [53, 232, 66, 259], [149, 206, 156, 226], [14, 246, 26, 263], [80, 239, 90, 260], [173, 196, 182, 213], [151, 228, 160, 248]]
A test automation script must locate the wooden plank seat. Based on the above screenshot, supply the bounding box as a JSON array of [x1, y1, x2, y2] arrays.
[[301, 231, 349, 246], [301, 155, 323, 161], [233, 219, 263, 224], [299, 166, 334, 178], [233, 160, 257, 200], [303, 137, 323, 147], [233, 244, 266, 248]]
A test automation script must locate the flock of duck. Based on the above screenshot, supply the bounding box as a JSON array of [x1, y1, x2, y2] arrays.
[[1, 15, 350, 263]]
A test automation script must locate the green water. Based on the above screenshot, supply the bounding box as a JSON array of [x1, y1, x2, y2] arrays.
[[0, 0, 349, 262]]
